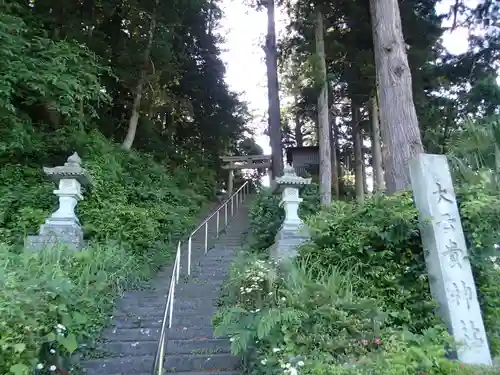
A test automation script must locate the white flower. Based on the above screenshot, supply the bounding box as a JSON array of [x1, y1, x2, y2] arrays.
[[494, 244, 499, 249], [272, 347, 281, 353], [49, 365, 57, 371], [281, 297, 286, 301], [55, 323, 66, 335], [288, 367, 298, 375], [230, 337, 234, 342], [297, 360, 305, 367], [50, 348, 56, 354], [36, 364, 44, 370], [261, 359, 267, 365]]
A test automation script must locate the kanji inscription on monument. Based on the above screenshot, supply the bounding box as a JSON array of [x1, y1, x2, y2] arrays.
[[409, 153, 491, 365], [448, 281, 472, 309], [437, 213, 456, 231]]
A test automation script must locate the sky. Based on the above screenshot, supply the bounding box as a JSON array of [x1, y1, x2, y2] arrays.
[[218, 0, 475, 170]]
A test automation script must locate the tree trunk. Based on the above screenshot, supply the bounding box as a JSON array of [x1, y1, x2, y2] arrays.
[[370, 95, 384, 191], [330, 114, 339, 199], [362, 148, 368, 195], [335, 124, 343, 196], [352, 104, 364, 203], [315, 8, 331, 206], [264, 0, 283, 178], [121, 0, 158, 151], [369, 0, 424, 193], [293, 94, 303, 146]]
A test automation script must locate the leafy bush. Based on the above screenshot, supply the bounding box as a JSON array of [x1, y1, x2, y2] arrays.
[[215, 186, 500, 375], [304, 189, 500, 355], [0, 129, 213, 251], [304, 193, 438, 333], [0, 243, 151, 375], [214, 255, 498, 375], [0, 129, 216, 374]]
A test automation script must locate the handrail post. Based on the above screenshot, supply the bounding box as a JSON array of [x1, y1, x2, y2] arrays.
[[225, 204, 228, 226], [216, 210, 220, 236], [231, 196, 234, 216], [204, 222, 208, 253], [188, 237, 192, 276], [157, 333, 165, 375], [169, 280, 174, 328], [176, 243, 180, 283]]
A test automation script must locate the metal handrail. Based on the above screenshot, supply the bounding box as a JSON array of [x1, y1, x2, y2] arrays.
[[151, 180, 251, 375]]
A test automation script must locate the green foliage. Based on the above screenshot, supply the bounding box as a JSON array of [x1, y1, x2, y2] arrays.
[[0, 243, 150, 375], [0, 129, 212, 253], [448, 115, 500, 190], [214, 253, 498, 375], [306, 328, 500, 375], [304, 189, 500, 354], [0, 0, 253, 374], [304, 192, 437, 332], [216, 186, 500, 375], [458, 187, 500, 355], [0, 6, 108, 125], [0, 129, 216, 373], [248, 191, 284, 251]]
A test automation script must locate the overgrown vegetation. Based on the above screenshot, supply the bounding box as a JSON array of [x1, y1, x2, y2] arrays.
[[0, 0, 258, 372], [0, 244, 148, 375], [0, 131, 222, 374], [214, 180, 500, 374]]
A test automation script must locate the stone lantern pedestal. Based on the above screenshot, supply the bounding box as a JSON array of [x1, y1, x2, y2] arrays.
[[270, 165, 312, 262], [26, 152, 91, 251]]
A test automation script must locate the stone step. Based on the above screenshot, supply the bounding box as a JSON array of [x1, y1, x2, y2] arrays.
[[189, 271, 230, 280], [112, 316, 165, 329], [189, 260, 235, 269], [117, 300, 219, 315], [119, 292, 221, 308], [102, 325, 219, 342], [82, 353, 240, 374], [163, 353, 240, 373], [118, 279, 227, 302], [112, 314, 216, 330], [113, 306, 216, 320], [82, 356, 153, 375], [97, 338, 231, 357], [182, 275, 229, 283]]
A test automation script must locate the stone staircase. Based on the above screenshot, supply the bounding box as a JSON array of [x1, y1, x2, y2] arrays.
[[80, 197, 252, 375]]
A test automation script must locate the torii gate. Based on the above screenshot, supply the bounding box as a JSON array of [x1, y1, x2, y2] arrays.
[[221, 154, 272, 194]]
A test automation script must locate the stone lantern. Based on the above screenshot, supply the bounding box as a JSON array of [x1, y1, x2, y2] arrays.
[[270, 164, 312, 262], [26, 152, 91, 251]]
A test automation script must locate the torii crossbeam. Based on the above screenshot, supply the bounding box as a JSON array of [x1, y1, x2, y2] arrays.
[[221, 154, 272, 194]]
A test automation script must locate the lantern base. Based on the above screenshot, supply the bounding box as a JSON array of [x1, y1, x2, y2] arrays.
[[270, 225, 309, 262], [25, 221, 85, 252]]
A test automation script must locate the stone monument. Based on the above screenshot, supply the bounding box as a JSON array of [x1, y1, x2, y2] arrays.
[[270, 164, 312, 262], [409, 153, 492, 365], [26, 152, 91, 251]]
